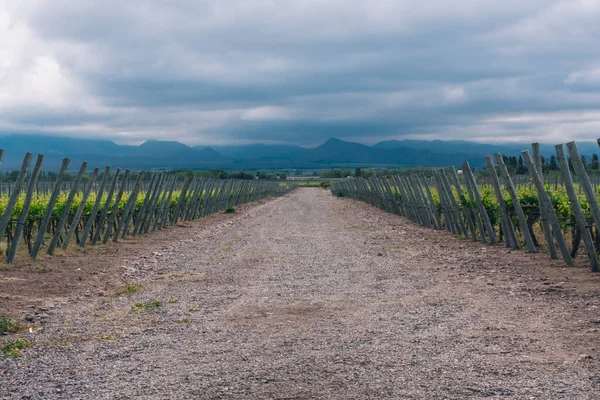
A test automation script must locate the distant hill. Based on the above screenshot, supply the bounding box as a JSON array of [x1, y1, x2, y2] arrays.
[[0, 135, 229, 170], [371, 139, 600, 159], [0, 134, 597, 170]]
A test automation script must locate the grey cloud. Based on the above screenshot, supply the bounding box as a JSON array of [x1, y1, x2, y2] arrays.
[[1, 0, 599, 146]]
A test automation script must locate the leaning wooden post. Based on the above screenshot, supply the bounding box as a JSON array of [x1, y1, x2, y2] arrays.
[[30, 158, 71, 260], [493, 153, 537, 253], [530, 144, 558, 259], [485, 156, 519, 249], [62, 167, 99, 249], [556, 144, 598, 272], [139, 173, 164, 234], [462, 168, 487, 243], [160, 177, 178, 228], [440, 169, 468, 237], [522, 150, 573, 265], [0, 153, 33, 243], [102, 169, 131, 244], [132, 172, 158, 235], [566, 141, 600, 232], [80, 166, 111, 247], [47, 161, 89, 255], [92, 168, 121, 245], [420, 174, 442, 229], [171, 175, 193, 225], [433, 171, 457, 233], [116, 171, 145, 240], [448, 166, 477, 241], [462, 162, 497, 244], [7, 155, 44, 264], [143, 173, 167, 233]]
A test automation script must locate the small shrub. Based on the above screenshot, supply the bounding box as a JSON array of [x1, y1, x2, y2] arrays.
[[2, 338, 30, 358], [131, 300, 163, 312], [115, 283, 143, 296], [189, 306, 200, 312], [337, 192, 345, 198], [225, 206, 235, 213], [179, 318, 191, 323], [0, 316, 21, 334], [167, 298, 179, 304], [320, 181, 331, 189]]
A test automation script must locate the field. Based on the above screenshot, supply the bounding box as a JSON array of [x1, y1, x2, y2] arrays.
[[1, 143, 600, 398]]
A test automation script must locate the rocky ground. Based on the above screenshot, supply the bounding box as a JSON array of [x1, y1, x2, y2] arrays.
[[1, 188, 599, 399]]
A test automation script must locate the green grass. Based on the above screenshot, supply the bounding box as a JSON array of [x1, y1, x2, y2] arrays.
[[131, 300, 163, 312], [2, 338, 30, 358], [115, 283, 143, 296], [0, 316, 21, 334], [298, 182, 322, 187]]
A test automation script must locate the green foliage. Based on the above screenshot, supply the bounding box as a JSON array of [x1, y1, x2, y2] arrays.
[[2, 338, 30, 358], [298, 181, 322, 187], [115, 283, 143, 296], [0, 316, 21, 334], [131, 300, 163, 312], [225, 206, 235, 213]]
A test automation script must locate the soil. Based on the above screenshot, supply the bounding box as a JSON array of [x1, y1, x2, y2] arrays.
[[1, 188, 599, 399]]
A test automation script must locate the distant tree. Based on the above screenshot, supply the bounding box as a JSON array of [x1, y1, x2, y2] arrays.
[[549, 155, 558, 170], [592, 154, 599, 170], [355, 167, 362, 177], [516, 155, 527, 175]]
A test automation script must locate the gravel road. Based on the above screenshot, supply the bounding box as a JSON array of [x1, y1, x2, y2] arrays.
[[2, 188, 599, 399]]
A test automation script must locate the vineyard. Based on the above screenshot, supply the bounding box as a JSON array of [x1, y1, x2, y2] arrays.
[[332, 140, 600, 273], [0, 151, 296, 264]]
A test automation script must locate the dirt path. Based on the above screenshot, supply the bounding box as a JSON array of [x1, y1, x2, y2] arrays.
[[2, 188, 599, 399]]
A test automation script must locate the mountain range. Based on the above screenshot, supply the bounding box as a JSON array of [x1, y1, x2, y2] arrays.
[[0, 134, 598, 171]]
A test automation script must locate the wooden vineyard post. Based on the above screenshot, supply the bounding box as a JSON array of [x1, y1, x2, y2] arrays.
[[484, 156, 519, 249], [80, 166, 111, 247], [31, 158, 71, 260], [47, 161, 89, 255], [522, 150, 573, 265], [143, 173, 167, 233], [448, 167, 477, 241], [171, 176, 192, 225], [493, 153, 537, 253], [414, 175, 439, 228], [392, 176, 409, 218], [62, 167, 99, 249], [102, 169, 131, 244], [92, 168, 121, 245], [139, 173, 165, 234], [7, 155, 44, 264], [567, 141, 600, 232], [420, 174, 442, 229], [184, 178, 203, 221], [0, 153, 33, 244], [433, 170, 457, 233], [116, 171, 144, 240], [462, 162, 497, 244], [462, 168, 487, 243], [531, 144, 558, 259], [440, 169, 468, 237], [159, 177, 178, 228], [154, 176, 176, 229], [556, 144, 599, 272], [403, 176, 426, 226], [133, 173, 158, 235]]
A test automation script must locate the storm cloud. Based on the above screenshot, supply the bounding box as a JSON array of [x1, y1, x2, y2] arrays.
[[1, 0, 599, 146]]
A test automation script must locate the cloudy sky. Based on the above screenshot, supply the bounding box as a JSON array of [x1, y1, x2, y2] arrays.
[[1, 1, 599, 146]]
